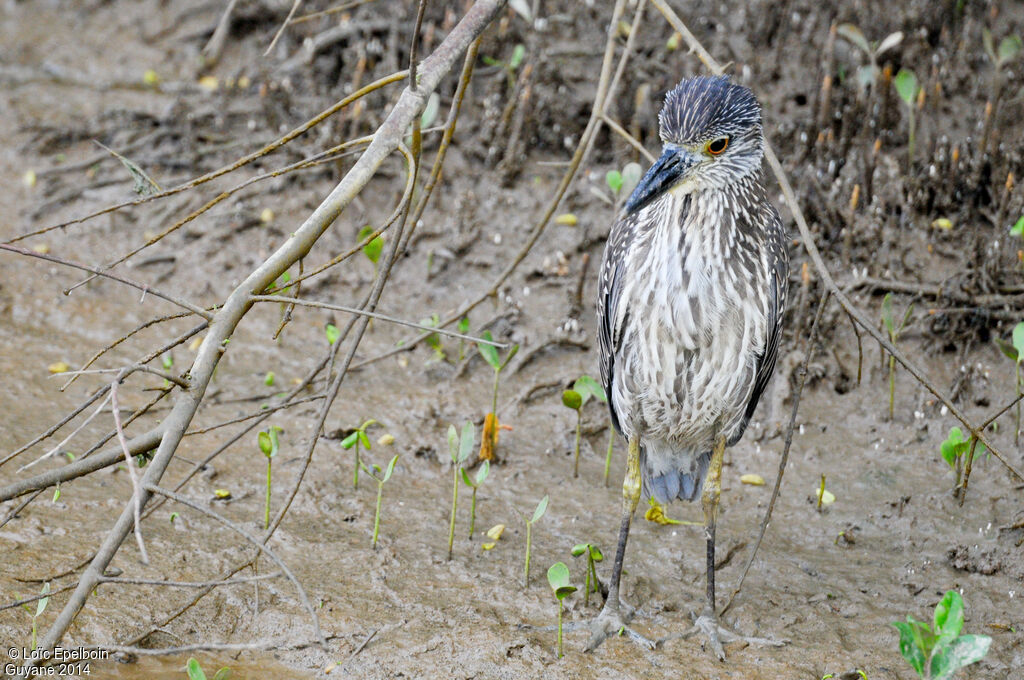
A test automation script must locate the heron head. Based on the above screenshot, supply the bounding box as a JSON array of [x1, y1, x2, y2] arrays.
[[624, 75, 763, 214]]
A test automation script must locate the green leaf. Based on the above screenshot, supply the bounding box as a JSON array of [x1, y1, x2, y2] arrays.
[[836, 23, 871, 56], [340, 431, 359, 449], [571, 543, 588, 556], [187, 658, 208, 680], [930, 634, 992, 679], [573, 375, 607, 405], [589, 545, 604, 561], [499, 343, 519, 370], [477, 330, 501, 370], [881, 293, 895, 335], [509, 44, 526, 70], [36, 582, 50, 617], [460, 468, 474, 487], [357, 225, 384, 265], [1010, 215, 1024, 237], [358, 430, 371, 450], [855, 64, 879, 89], [263, 371, 275, 386], [475, 459, 490, 485], [382, 454, 399, 482], [420, 92, 440, 128], [982, 28, 997, 64], [448, 424, 459, 462], [531, 495, 549, 523], [606, 170, 623, 194], [892, 620, 927, 676], [894, 68, 919, 107], [933, 590, 964, 644], [546, 561, 575, 600], [994, 337, 1018, 362], [258, 431, 273, 456], [211, 669, 232, 680], [562, 389, 582, 411], [620, 162, 642, 198], [456, 421, 474, 464], [325, 323, 340, 345], [1013, 322, 1024, 359], [997, 35, 1023, 65], [457, 317, 470, 333]]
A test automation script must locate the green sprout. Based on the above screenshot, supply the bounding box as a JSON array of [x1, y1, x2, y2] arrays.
[[604, 163, 642, 209], [361, 454, 399, 548], [994, 321, 1024, 444], [185, 658, 231, 680], [836, 24, 903, 91], [447, 422, 474, 560], [477, 330, 518, 461], [523, 494, 548, 587], [546, 562, 577, 659], [982, 29, 1022, 73], [20, 582, 49, 650], [892, 590, 991, 679], [419, 313, 446, 362], [893, 68, 922, 167], [257, 426, 282, 529], [263, 371, 275, 387], [940, 427, 986, 494], [325, 323, 341, 346], [482, 43, 525, 90], [1011, 215, 1024, 238], [881, 293, 913, 420], [570, 542, 604, 608], [357, 225, 384, 277], [161, 351, 174, 389], [460, 459, 490, 538], [340, 419, 377, 489], [561, 375, 606, 478], [456, 317, 471, 362]]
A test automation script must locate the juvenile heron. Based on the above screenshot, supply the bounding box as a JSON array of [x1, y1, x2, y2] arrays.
[[590, 75, 789, 658]]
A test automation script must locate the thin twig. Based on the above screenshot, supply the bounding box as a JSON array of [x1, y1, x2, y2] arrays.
[[111, 379, 149, 564]]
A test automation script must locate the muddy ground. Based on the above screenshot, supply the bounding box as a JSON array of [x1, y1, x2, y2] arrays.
[[1, 0, 1023, 678]]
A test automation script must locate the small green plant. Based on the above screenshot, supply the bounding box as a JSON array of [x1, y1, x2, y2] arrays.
[[185, 657, 231, 680], [836, 24, 903, 91], [881, 293, 913, 420], [561, 375, 606, 478], [570, 542, 604, 607], [325, 323, 341, 346], [522, 494, 548, 587], [940, 427, 987, 494], [361, 454, 399, 548], [456, 317, 471, 362], [892, 590, 991, 679], [1011, 215, 1024, 238], [460, 459, 490, 538], [546, 562, 577, 659], [340, 419, 377, 489], [357, 225, 384, 277], [994, 321, 1024, 444], [21, 582, 49, 650], [893, 68, 922, 167], [257, 426, 282, 529], [447, 422, 474, 560], [477, 331, 518, 461], [482, 43, 525, 90], [982, 29, 1022, 73], [604, 162, 642, 209]]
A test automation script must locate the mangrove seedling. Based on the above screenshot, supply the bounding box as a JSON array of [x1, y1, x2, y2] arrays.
[[546, 562, 577, 659], [357, 224, 384, 278], [994, 321, 1024, 444], [477, 330, 518, 461], [604, 162, 642, 209], [940, 426, 986, 495], [257, 426, 282, 529], [460, 459, 490, 538], [361, 454, 399, 548], [419, 313, 446, 362], [523, 494, 548, 587], [482, 43, 525, 90], [881, 292, 913, 420], [570, 542, 604, 608], [185, 658, 231, 680], [893, 68, 922, 167], [836, 23, 903, 92], [447, 421, 474, 560], [892, 590, 991, 679], [340, 419, 377, 489], [324, 323, 340, 346], [562, 375, 607, 478], [21, 582, 49, 650]]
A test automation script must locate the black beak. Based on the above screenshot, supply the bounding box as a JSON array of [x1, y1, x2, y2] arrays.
[[623, 147, 696, 214]]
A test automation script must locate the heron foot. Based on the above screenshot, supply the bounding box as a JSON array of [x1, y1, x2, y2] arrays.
[[680, 608, 787, 661], [582, 603, 656, 652]]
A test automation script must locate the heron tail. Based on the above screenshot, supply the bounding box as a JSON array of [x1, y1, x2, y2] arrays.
[[640, 441, 710, 504]]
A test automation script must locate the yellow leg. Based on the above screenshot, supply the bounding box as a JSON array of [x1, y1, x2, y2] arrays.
[[701, 434, 727, 612]]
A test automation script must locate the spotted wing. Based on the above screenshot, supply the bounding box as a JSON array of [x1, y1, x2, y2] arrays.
[[739, 205, 789, 435], [597, 210, 640, 435]]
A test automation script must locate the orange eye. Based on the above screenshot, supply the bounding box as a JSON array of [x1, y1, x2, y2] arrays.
[[705, 137, 729, 155]]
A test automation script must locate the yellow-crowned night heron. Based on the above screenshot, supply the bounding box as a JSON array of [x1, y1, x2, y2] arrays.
[[590, 75, 789, 658]]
